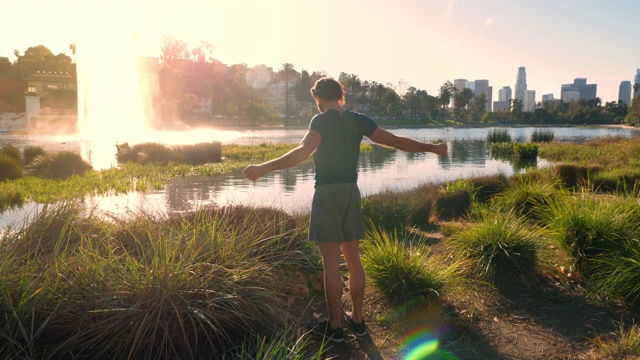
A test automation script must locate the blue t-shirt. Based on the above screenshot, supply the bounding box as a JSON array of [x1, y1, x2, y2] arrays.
[[309, 109, 378, 187]]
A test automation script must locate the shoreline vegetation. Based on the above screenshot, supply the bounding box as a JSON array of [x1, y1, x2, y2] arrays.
[[1, 132, 640, 358]]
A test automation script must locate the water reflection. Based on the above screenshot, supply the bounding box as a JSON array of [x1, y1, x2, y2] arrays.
[[1, 126, 637, 226]]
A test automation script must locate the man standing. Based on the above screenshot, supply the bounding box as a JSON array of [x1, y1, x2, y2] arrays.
[[243, 77, 447, 342]]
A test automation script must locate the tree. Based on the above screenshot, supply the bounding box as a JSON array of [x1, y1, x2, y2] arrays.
[[469, 93, 487, 123], [161, 36, 189, 65], [17, 45, 74, 76], [190, 41, 214, 63], [438, 81, 456, 117], [280, 63, 295, 122], [510, 98, 523, 121]]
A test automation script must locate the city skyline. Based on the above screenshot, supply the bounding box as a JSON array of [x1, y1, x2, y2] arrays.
[[2, 0, 639, 104]]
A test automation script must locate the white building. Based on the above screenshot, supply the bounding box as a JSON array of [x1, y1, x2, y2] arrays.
[[523, 90, 536, 111]]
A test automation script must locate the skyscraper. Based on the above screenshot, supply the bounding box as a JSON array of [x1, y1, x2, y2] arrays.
[[635, 69, 640, 98], [515, 67, 527, 102], [619, 81, 632, 105], [474, 79, 492, 112], [498, 86, 512, 102], [524, 90, 536, 112], [561, 78, 597, 102]]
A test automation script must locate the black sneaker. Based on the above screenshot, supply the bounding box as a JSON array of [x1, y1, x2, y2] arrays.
[[348, 318, 368, 338], [312, 320, 345, 343]]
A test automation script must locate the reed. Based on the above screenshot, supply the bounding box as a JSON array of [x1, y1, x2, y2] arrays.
[[530, 129, 555, 142], [0, 153, 22, 182], [486, 128, 511, 144], [0, 202, 321, 359]]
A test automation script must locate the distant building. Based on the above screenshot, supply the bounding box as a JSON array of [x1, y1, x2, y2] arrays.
[[515, 67, 527, 103], [561, 78, 597, 101], [541, 94, 555, 102], [563, 91, 581, 103], [474, 79, 492, 112], [635, 69, 640, 98], [619, 81, 632, 106], [498, 86, 512, 102], [524, 90, 536, 112], [25, 71, 77, 98], [453, 79, 468, 92], [492, 101, 510, 112]]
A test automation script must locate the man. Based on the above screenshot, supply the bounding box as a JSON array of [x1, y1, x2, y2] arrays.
[[243, 77, 447, 343]]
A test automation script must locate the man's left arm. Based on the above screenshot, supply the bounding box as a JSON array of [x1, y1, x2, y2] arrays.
[[243, 130, 321, 181]]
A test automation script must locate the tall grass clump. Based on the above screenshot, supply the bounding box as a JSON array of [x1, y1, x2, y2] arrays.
[[448, 210, 540, 284], [553, 163, 601, 188], [544, 193, 640, 278], [1, 143, 21, 163], [175, 142, 222, 164], [491, 175, 563, 222], [30, 151, 92, 179], [362, 185, 438, 231], [116, 142, 179, 164], [467, 173, 509, 204], [361, 226, 462, 306], [487, 128, 511, 144], [530, 129, 555, 143], [22, 145, 46, 165], [0, 152, 23, 181], [0, 202, 319, 359], [513, 143, 538, 160]]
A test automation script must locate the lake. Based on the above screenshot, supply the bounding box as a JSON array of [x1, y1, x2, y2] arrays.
[[0, 126, 636, 228]]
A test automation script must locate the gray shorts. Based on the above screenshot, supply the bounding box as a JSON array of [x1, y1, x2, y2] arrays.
[[309, 182, 365, 243]]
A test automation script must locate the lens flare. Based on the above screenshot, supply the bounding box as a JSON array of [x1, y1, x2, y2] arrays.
[[399, 325, 458, 360]]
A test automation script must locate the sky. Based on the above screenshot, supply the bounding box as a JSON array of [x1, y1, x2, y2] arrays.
[[3, 0, 640, 103]]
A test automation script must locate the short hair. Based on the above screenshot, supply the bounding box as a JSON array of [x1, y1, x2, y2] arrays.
[[310, 77, 345, 103]]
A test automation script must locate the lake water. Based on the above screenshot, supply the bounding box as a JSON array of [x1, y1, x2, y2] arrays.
[[1, 126, 636, 227]]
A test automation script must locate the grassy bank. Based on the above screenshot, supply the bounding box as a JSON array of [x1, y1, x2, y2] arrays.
[[2, 135, 640, 358]]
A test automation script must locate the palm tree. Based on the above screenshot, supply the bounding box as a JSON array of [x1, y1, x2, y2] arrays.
[[280, 63, 295, 122]]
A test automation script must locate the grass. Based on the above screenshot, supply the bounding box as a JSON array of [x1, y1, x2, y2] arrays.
[[530, 129, 555, 142], [588, 323, 640, 359], [486, 128, 511, 144], [447, 209, 541, 284], [0, 202, 321, 359], [361, 225, 464, 306]]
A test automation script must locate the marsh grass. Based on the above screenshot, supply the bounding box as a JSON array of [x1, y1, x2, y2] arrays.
[[544, 193, 640, 279], [22, 145, 45, 166], [491, 174, 564, 222], [0, 153, 22, 181], [588, 323, 640, 359], [487, 129, 511, 144], [0, 202, 321, 359], [362, 184, 438, 231], [530, 129, 555, 142], [447, 209, 540, 284], [361, 225, 465, 306], [538, 134, 640, 169], [30, 151, 93, 179]]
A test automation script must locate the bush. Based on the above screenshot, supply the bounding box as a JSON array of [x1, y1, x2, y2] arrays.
[[513, 143, 538, 160], [23, 145, 46, 165], [30, 151, 92, 179], [530, 129, 555, 142], [1, 144, 21, 163], [0, 153, 23, 181], [448, 210, 539, 284]]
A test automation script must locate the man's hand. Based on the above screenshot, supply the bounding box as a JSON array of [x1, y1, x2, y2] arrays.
[[243, 164, 269, 181], [434, 143, 448, 156]]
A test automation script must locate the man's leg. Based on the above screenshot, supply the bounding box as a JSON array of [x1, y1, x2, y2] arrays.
[[317, 241, 343, 329], [341, 240, 365, 323]]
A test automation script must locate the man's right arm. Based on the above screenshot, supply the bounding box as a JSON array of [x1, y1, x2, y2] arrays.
[[368, 127, 447, 156]]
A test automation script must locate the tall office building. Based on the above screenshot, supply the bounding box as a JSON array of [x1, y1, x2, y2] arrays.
[[474, 79, 492, 112], [561, 78, 597, 102], [635, 69, 640, 98], [523, 90, 536, 112], [619, 81, 632, 105], [453, 79, 469, 91], [498, 86, 512, 102], [515, 67, 527, 102]]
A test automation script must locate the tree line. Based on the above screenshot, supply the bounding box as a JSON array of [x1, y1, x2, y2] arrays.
[[2, 40, 639, 126]]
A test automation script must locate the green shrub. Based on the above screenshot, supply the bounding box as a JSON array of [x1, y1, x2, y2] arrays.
[[433, 190, 472, 221], [468, 174, 509, 204], [23, 145, 46, 165], [513, 143, 538, 160], [492, 175, 562, 222], [448, 210, 539, 284], [30, 151, 92, 179], [0, 153, 23, 181], [362, 226, 459, 305], [487, 129, 511, 144], [545, 194, 640, 276], [530, 129, 555, 143], [1, 144, 21, 163]]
